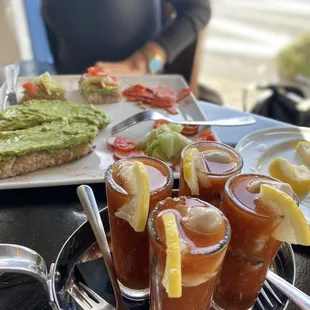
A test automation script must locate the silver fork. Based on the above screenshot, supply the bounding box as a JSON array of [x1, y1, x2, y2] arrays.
[[111, 110, 256, 135], [256, 272, 310, 310], [67, 282, 115, 310], [256, 281, 283, 310], [3, 63, 19, 110], [264, 271, 310, 310], [67, 278, 285, 310]]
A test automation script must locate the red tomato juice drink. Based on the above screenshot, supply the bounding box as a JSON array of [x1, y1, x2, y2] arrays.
[[213, 173, 297, 310], [105, 156, 173, 300], [179, 141, 243, 208], [148, 196, 231, 310]]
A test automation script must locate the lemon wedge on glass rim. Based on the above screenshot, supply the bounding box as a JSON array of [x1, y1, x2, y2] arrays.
[[269, 157, 310, 195], [260, 184, 310, 245], [162, 212, 182, 298], [115, 161, 150, 232], [183, 147, 200, 195]]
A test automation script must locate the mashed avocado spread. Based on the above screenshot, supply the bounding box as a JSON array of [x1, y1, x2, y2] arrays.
[[33, 72, 65, 95], [0, 100, 111, 162], [0, 100, 110, 131], [0, 121, 98, 163], [85, 85, 119, 94]]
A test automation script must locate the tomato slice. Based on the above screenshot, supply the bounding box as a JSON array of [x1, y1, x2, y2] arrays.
[[177, 88, 191, 102], [87, 66, 102, 76], [91, 82, 103, 88], [113, 137, 136, 152], [198, 130, 217, 141], [106, 136, 117, 147], [22, 82, 38, 97], [37, 83, 49, 95], [113, 150, 129, 160], [153, 120, 170, 129], [181, 125, 199, 136]]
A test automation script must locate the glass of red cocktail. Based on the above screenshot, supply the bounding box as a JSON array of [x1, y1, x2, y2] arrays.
[[214, 173, 297, 310], [179, 141, 243, 208], [105, 156, 173, 300], [148, 196, 231, 310]]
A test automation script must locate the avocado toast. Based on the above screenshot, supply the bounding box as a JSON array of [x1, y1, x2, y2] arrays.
[[0, 100, 111, 179], [21, 72, 66, 103], [79, 67, 122, 104]]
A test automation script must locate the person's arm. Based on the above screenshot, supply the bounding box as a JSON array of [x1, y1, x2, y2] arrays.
[[154, 0, 212, 63], [96, 0, 211, 74], [125, 0, 212, 71], [96, 41, 166, 75]]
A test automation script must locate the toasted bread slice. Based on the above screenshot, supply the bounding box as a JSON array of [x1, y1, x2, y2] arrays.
[[80, 90, 122, 104], [0, 143, 92, 179], [79, 72, 122, 104], [20, 72, 66, 104], [20, 93, 66, 104]]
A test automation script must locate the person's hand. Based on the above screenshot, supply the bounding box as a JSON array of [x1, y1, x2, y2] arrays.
[[96, 51, 147, 75], [95, 61, 139, 75], [96, 41, 167, 75]]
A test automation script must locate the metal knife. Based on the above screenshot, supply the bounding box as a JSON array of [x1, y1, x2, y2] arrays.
[[3, 63, 19, 109]]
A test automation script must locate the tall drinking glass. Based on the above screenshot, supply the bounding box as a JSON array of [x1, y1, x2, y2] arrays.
[[179, 141, 243, 208], [148, 196, 231, 310], [214, 173, 296, 310], [105, 156, 173, 300]]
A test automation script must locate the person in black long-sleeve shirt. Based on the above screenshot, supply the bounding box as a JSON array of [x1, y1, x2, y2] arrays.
[[42, 0, 211, 75]]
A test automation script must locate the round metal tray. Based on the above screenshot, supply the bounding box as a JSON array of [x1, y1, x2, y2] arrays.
[[62, 207, 296, 310]]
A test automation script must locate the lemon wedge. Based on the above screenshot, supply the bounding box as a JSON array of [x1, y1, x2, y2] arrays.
[[183, 148, 200, 195], [260, 184, 310, 245], [115, 161, 150, 232], [296, 141, 310, 166], [269, 157, 310, 194], [162, 212, 182, 298]]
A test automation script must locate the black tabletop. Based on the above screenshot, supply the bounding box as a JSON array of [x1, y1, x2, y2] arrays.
[[0, 100, 309, 309]]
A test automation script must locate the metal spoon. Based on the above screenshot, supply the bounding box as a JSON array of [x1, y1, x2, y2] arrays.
[[77, 185, 128, 310]]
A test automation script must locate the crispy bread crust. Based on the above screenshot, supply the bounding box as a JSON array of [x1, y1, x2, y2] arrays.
[[20, 93, 66, 104], [0, 143, 92, 179], [81, 91, 122, 104]]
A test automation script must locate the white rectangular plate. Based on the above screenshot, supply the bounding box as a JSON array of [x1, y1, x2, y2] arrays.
[[0, 74, 209, 190]]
